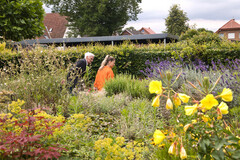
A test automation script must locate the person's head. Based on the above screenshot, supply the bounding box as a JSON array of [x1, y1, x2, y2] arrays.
[[84, 52, 95, 64], [106, 56, 115, 68], [99, 55, 115, 69]]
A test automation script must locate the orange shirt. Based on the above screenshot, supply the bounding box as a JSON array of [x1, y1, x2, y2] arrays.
[[94, 66, 114, 90]]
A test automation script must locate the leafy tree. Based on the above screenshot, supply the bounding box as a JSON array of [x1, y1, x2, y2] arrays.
[[0, 0, 45, 41], [43, 0, 142, 37], [180, 28, 221, 44], [165, 4, 189, 36]]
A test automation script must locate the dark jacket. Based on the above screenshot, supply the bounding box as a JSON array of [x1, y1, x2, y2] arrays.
[[67, 59, 87, 80]]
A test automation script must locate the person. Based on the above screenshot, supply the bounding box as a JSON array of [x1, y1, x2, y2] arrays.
[[67, 52, 95, 94], [94, 55, 115, 91]]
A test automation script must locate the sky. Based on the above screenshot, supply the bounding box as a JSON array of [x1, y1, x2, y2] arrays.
[[43, 0, 240, 33]]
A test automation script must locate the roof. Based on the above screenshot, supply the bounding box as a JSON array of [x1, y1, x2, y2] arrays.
[[216, 19, 240, 33], [18, 33, 178, 47], [139, 27, 156, 34], [38, 13, 68, 39], [121, 29, 142, 35]]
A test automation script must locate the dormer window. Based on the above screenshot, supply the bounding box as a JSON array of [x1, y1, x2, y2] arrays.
[[44, 35, 49, 39], [141, 30, 145, 33]]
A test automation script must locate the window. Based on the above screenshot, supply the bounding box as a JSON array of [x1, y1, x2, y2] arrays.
[[141, 29, 145, 33], [219, 33, 224, 38], [228, 33, 235, 39], [44, 35, 49, 39]]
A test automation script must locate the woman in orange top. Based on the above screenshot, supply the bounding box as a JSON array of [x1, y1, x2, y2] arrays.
[[94, 55, 115, 91]]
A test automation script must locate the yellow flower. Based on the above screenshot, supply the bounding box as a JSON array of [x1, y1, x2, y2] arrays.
[[180, 145, 187, 159], [168, 142, 177, 155], [202, 115, 211, 122], [173, 96, 181, 107], [178, 93, 190, 103], [149, 81, 162, 95], [153, 129, 166, 145], [183, 124, 191, 132], [200, 94, 218, 110], [220, 88, 233, 102], [218, 102, 229, 114], [191, 119, 197, 124], [152, 95, 160, 107], [166, 98, 173, 110], [185, 104, 198, 116]]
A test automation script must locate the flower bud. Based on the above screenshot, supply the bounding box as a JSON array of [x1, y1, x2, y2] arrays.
[[203, 77, 210, 90]]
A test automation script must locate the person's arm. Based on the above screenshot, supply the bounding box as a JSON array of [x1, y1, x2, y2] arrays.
[[75, 59, 86, 77]]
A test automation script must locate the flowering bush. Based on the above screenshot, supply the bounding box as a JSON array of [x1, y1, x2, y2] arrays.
[[149, 72, 240, 159], [0, 100, 66, 159], [94, 137, 148, 160]]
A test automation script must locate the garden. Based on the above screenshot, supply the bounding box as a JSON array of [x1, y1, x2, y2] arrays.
[[0, 30, 240, 159]]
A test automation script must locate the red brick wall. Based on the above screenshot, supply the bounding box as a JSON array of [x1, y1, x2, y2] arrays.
[[218, 29, 240, 41]]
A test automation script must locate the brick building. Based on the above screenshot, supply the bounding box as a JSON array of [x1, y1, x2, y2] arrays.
[[216, 19, 240, 41]]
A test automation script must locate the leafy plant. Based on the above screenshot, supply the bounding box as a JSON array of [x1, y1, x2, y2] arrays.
[[0, 100, 66, 159]]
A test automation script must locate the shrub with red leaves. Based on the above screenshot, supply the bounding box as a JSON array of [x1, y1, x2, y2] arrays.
[[0, 109, 66, 159]]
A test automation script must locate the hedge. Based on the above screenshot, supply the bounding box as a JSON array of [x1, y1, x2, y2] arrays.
[[0, 40, 240, 80]]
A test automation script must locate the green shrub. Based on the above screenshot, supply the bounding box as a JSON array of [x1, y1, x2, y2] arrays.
[[104, 74, 153, 99]]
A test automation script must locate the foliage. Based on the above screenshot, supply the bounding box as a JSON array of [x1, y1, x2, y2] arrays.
[[0, 100, 66, 159], [148, 71, 240, 159], [0, 47, 70, 112], [1, 41, 240, 81], [179, 28, 220, 44], [94, 137, 149, 160], [43, 0, 142, 37], [165, 4, 189, 36], [104, 74, 153, 99], [0, 0, 44, 41]]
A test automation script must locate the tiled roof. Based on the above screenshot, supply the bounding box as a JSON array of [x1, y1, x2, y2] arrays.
[[38, 13, 68, 39], [139, 27, 156, 34], [216, 19, 240, 33]]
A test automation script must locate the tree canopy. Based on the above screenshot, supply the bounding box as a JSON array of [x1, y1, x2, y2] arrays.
[[165, 4, 189, 36], [0, 0, 45, 41], [179, 28, 221, 44], [43, 0, 142, 37]]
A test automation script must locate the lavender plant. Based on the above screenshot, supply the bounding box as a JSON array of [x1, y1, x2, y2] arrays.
[[141, 58, 240, 108]]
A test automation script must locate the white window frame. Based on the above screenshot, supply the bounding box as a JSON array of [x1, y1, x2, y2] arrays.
[[228, 33, 235, 39], [219, 33, 224, 38]]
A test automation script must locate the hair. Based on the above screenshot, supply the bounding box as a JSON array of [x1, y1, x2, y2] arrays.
[[84, 52, 95, 59], [99, 55, 115, 70]]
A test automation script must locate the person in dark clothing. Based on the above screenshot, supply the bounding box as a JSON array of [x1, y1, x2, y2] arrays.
[[67, 52, 95, 94]]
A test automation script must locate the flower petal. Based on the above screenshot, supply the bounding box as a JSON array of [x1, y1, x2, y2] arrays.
[[149, 81, 162, 94]]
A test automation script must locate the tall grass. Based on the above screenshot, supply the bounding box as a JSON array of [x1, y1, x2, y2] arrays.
[[0, 47, 71, 113], [104, 74, 153, 99]]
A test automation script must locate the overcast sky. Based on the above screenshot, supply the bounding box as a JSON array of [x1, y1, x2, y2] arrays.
[[44, 0, 240, 33]]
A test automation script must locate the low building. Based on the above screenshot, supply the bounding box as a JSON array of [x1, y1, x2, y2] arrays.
[[18, 33, 178, 47], [215, 19, 240, 41]]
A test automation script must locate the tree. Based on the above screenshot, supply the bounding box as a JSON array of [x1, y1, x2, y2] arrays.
[[179, 28, 221, 44], [165, 4, 189, 36], [0, 0, 45, 41], [43, 0, 142, 37]]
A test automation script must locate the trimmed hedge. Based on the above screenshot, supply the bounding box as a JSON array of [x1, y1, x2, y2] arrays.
[[0, 40, 240, 81]]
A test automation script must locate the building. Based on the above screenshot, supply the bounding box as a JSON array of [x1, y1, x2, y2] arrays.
[[38, 13, 68, 39], [121, 27, 156, 36], [216, 19, 240, 41], [18, 33, 178, 47]]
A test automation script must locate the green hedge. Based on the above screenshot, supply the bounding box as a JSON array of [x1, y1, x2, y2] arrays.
[[0, 40, 240, 81]]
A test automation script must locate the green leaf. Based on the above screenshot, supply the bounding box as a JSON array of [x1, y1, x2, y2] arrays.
[[211, 148, 224, 160]]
